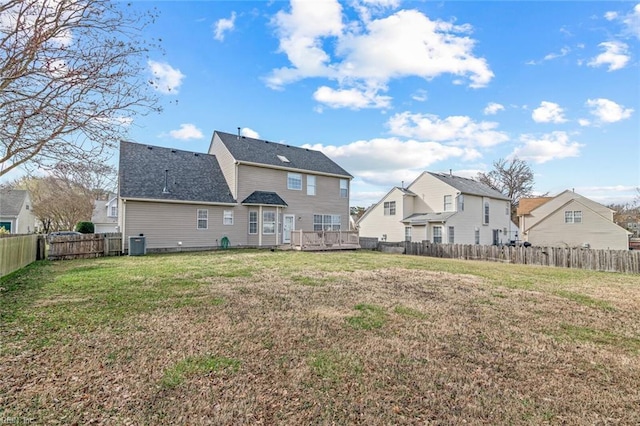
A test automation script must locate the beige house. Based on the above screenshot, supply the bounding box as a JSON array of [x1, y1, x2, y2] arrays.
[[517, 190, 630, 250], [118, 130, 352, 252], [0, 189, 36, 234], [358, 172, 514, 245]]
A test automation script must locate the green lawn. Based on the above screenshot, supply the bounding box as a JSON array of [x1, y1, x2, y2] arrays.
[[1, 250, 639, 424]]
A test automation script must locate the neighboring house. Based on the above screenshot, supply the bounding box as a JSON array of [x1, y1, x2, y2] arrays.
[[118, 130, 352, 252], [91, 195, 119, 233], [358, 172, 513, 245], [0, 189, 36, 234], [516, 190, 630, 250]]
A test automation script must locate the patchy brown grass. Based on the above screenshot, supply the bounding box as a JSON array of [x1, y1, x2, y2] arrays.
[[1, 250, 639, 424]]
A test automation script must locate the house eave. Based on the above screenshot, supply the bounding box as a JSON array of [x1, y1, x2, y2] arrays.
[[236, 160, 352, 179], [119, 196, 237, 206]]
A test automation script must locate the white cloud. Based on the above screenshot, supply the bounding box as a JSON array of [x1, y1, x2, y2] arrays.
[[483, 102, 504, 115], [543, 46, 570, 61], [532, 101, 567, 123], [586, 98, 634, 123], [604, 11, 618, 21], [148, 60, 185, 95], [302, 137, 478, 187], [578, 118, 591, 127], [588, 41, 630, 71], [387, 112, 509, 148], [313, 86, 391, 109], [241, 127, 260, 139], [266, 2, 493, 108], [169, 124, 204, 140], [512, 131, 583, 164], [213, 12, 236, 41], [411, 89, 428, 102], [607, 3, 640, 39]]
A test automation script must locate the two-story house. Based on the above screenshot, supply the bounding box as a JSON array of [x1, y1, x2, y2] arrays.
[[0, 189, 36, 234], [357, 171, 514, 245], [517, 190, 630, 250], [118, 130, 352, 252]]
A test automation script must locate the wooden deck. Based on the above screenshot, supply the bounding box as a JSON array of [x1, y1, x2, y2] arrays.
[[290, 230, 360, 251]]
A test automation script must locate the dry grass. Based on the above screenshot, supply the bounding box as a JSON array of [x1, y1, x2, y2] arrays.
[[1, 249, 639, 425]]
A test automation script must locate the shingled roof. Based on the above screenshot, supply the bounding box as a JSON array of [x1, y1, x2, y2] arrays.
[[214, 131, 352, 178], [119, 141, 236, 204], [427, 172, 511, 201], [241, 191, 288, 207], [0, 190, 28, 216]]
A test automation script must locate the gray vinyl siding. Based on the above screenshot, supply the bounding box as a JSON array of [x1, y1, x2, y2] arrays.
[[122, 201, 246, 251], [208, 134, 238, 198], [237, 164, 350, 232]]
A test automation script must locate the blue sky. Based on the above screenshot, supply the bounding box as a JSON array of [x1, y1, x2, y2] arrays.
[[110, 1, 639, 207]]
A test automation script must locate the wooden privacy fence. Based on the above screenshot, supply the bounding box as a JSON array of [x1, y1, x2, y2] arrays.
[[0, 234, 45, 278], [389, 241, 640, 274], [48, 233, 122, 260]]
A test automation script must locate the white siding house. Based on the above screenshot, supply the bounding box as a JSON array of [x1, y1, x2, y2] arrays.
[[358, 172, 513, 245], [517, 190, 630, 250], [0, 190, 36, 234]]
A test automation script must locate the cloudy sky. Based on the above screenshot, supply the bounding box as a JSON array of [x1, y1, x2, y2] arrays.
[[129, 0, 639, 207]]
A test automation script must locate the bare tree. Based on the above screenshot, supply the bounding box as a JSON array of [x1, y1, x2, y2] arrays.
[[477, 157, 535, 219], [0, 0, 160, 177]]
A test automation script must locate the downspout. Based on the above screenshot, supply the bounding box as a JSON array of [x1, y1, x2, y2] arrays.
[[121, 199, 126, 253], [276, 206, 280, 246], [258, 205, 263, 247]]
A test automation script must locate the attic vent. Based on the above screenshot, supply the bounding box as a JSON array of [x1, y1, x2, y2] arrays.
[[277, 155, 290, 163], [194, 153, 199, 157], [171, 149, 177, 153], [147, 146, 153, 150]]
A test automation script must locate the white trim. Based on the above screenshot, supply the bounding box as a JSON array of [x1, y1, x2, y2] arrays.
[[120, 197, 236, 206], [236, 160, 351, 179]]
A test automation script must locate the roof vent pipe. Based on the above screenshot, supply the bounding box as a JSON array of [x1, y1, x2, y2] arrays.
[[237, 127, 241, 140], [162, 169, 170, 194], [449, 169, 452, 177]]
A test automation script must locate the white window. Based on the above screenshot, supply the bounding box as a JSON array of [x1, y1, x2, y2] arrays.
[[458, 194, 464, 212], [484, 201, 490, 225], [384, 201, 396, 216], [405, 227, 412, 242], [444, 195, 452, 212], [506, 201, 510, 215], [287, 173, 302, 190], [565, 211, 582, 224], [249, 211, 258, 234], [307, 175, 316, 196], [474, 229, 480, 244], [340, 179, 348, 198], [110, 205, 117, 217], [263, 211, 276, 234], [223, 210, 233, 225], [313, 214, 341, 231], [197, 209, 208, 230], [448, 226, 455, 244], [433, 226, 442, 243]]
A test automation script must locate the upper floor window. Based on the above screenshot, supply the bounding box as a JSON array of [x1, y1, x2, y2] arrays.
[[444, 195, 453, 212], [340, 179, 348, 198], [287, 173, 302, 190], [483, 201, 490, 225], [223, 210, 233, 225], [197, 209, 208, 230], [110, 205, 117, 217], [307, 175, 316, 196], [458, 195, 464, 212], [565, 210, 582, 224], [384, 201, 396, 216], [505, 201, 510, 216]]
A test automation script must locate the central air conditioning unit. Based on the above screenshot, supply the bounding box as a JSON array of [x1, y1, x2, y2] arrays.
[[128, 235, 146, 256]]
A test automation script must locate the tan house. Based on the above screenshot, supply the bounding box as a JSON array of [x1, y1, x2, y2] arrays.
[[357, 172, 514, 245], [0, 189, 36, 234], [118, 130, 352, 252], [517, 190, 630, 250]]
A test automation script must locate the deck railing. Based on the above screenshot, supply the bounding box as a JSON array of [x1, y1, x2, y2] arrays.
[[291, 230, 360, 250]]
